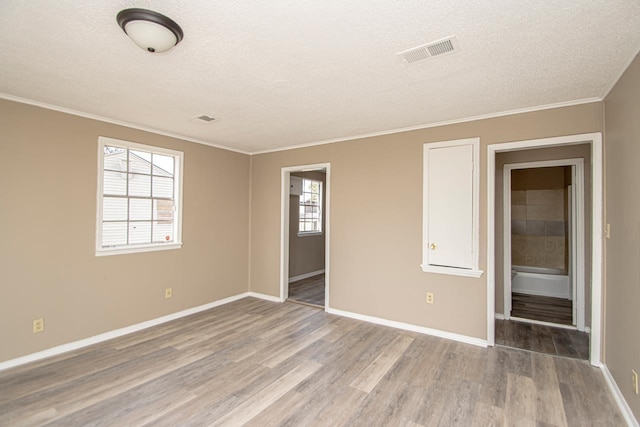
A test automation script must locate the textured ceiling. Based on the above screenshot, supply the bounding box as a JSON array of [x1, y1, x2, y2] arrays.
[[0, 1, 639, 154]]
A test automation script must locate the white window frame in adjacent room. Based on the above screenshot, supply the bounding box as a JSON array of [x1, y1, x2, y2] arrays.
[[96, 136, 184, 256], [422, 137, 482, 278], [298, 178, 323, 237]]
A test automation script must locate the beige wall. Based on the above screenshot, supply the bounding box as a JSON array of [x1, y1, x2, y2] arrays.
[[289, 171, 326, 278], [0, 98, 605, 362], [250, 103, 602, 339], [511, 166, 567, 190], [604, 54, 640, 419], [495, 145, 592, 321], [3, 63, 638, 418], [0, 99, 250, 363], [511, 167, 569, 271]]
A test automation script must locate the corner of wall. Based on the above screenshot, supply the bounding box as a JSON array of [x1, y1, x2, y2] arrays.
[[247, 155, 254, 292]]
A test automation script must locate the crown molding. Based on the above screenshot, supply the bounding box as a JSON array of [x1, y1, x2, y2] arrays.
[[1, 92, 602, 156], [0, 93, 251, 155], [250, 97, 602, 155]]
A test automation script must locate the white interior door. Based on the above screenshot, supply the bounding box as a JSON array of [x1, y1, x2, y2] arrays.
[[427, 145, 474, 269]]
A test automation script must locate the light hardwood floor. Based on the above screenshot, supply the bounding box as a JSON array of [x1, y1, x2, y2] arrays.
[[288, 274, 325, 307], [0, 298, 624, 426], [495, 319, 589, 360]]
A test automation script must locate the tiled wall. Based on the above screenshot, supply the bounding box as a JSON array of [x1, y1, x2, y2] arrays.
[[511, 189, 567, 270]]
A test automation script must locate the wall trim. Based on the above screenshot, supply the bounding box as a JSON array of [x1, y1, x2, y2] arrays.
[[288, 269, 325, 283], [601, 364, 640, 427], [0, 292, 251, 372], [0, 92, 250, 155], [1, 92, 603, 157], [326, 307, 487, 348], [421, 265, 484, 278], [494, 313, 505, 320], [246, 292, 282, 303], [251, 98, 601, 155]]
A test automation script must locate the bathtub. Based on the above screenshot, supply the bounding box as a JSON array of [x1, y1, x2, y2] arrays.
[[511, 265, 570, 299]]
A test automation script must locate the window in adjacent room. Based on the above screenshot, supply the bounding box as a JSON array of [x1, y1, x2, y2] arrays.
[[298, 178, 322, 236], [96, 136, 183, 256]]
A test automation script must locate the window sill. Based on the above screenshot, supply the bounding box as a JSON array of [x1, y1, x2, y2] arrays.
[[297, 231, 323, 237], [420, 264, 484, 278], [96, 242, 182, 257]]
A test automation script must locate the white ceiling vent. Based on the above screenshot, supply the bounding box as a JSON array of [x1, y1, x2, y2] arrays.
[[398, 36, 458, 64], [189, 114, 217, 124]]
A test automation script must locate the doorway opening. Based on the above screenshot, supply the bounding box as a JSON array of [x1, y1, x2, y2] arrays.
[[280, 163, 330, 309], [498, 159, 589, 360], [487, 133, 603, 366], [504, 160, 585, 329]]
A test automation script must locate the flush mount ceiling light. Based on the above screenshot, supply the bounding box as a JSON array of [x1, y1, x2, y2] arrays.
[[117, 8, 184, 53]]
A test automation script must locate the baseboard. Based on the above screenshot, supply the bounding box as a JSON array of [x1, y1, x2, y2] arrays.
[[601, 364, 639, 427], [246, 292, 282, 303], [495, 313, 505, 320], [326, 307, 487, 348], [0, 292, 250, 372], [288, 269, 325, 283]]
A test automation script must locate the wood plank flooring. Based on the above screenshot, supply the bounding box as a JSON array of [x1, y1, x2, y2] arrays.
[[288, 274, 325, 307], [511, 293, 573, 325], [0, 298, 623, 426], [495, 319, 590, 360]]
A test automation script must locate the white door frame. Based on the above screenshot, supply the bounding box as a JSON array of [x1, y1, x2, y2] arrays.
[[487, 132, 603, 366], [280, 163, 331, 309], [503, 159, 585, 331], [569, 180, 578, 323]]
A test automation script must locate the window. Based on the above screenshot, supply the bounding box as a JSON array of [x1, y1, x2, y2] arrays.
[[96, 137, 183, 256], [298, 178, 322, 236]]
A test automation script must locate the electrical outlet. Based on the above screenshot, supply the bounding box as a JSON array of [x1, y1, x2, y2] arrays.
[[426, 292, 434, 304], [165, 288, 173, 299], [33, 318, 44, 333], [605, 223, 611, 239], [633, 369, 638, 394]]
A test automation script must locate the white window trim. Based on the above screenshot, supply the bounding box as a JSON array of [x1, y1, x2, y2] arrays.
[[422, 137, 483, 278], [96, 136, 184, 256]]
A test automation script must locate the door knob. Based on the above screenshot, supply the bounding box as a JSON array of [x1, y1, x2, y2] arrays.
[[430, 243, 437, 250]]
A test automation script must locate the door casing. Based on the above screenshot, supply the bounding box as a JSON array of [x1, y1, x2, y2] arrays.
[[502, 159, 585, 331], [280, 163, 331, 308], [487, 132, 603, 366]]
